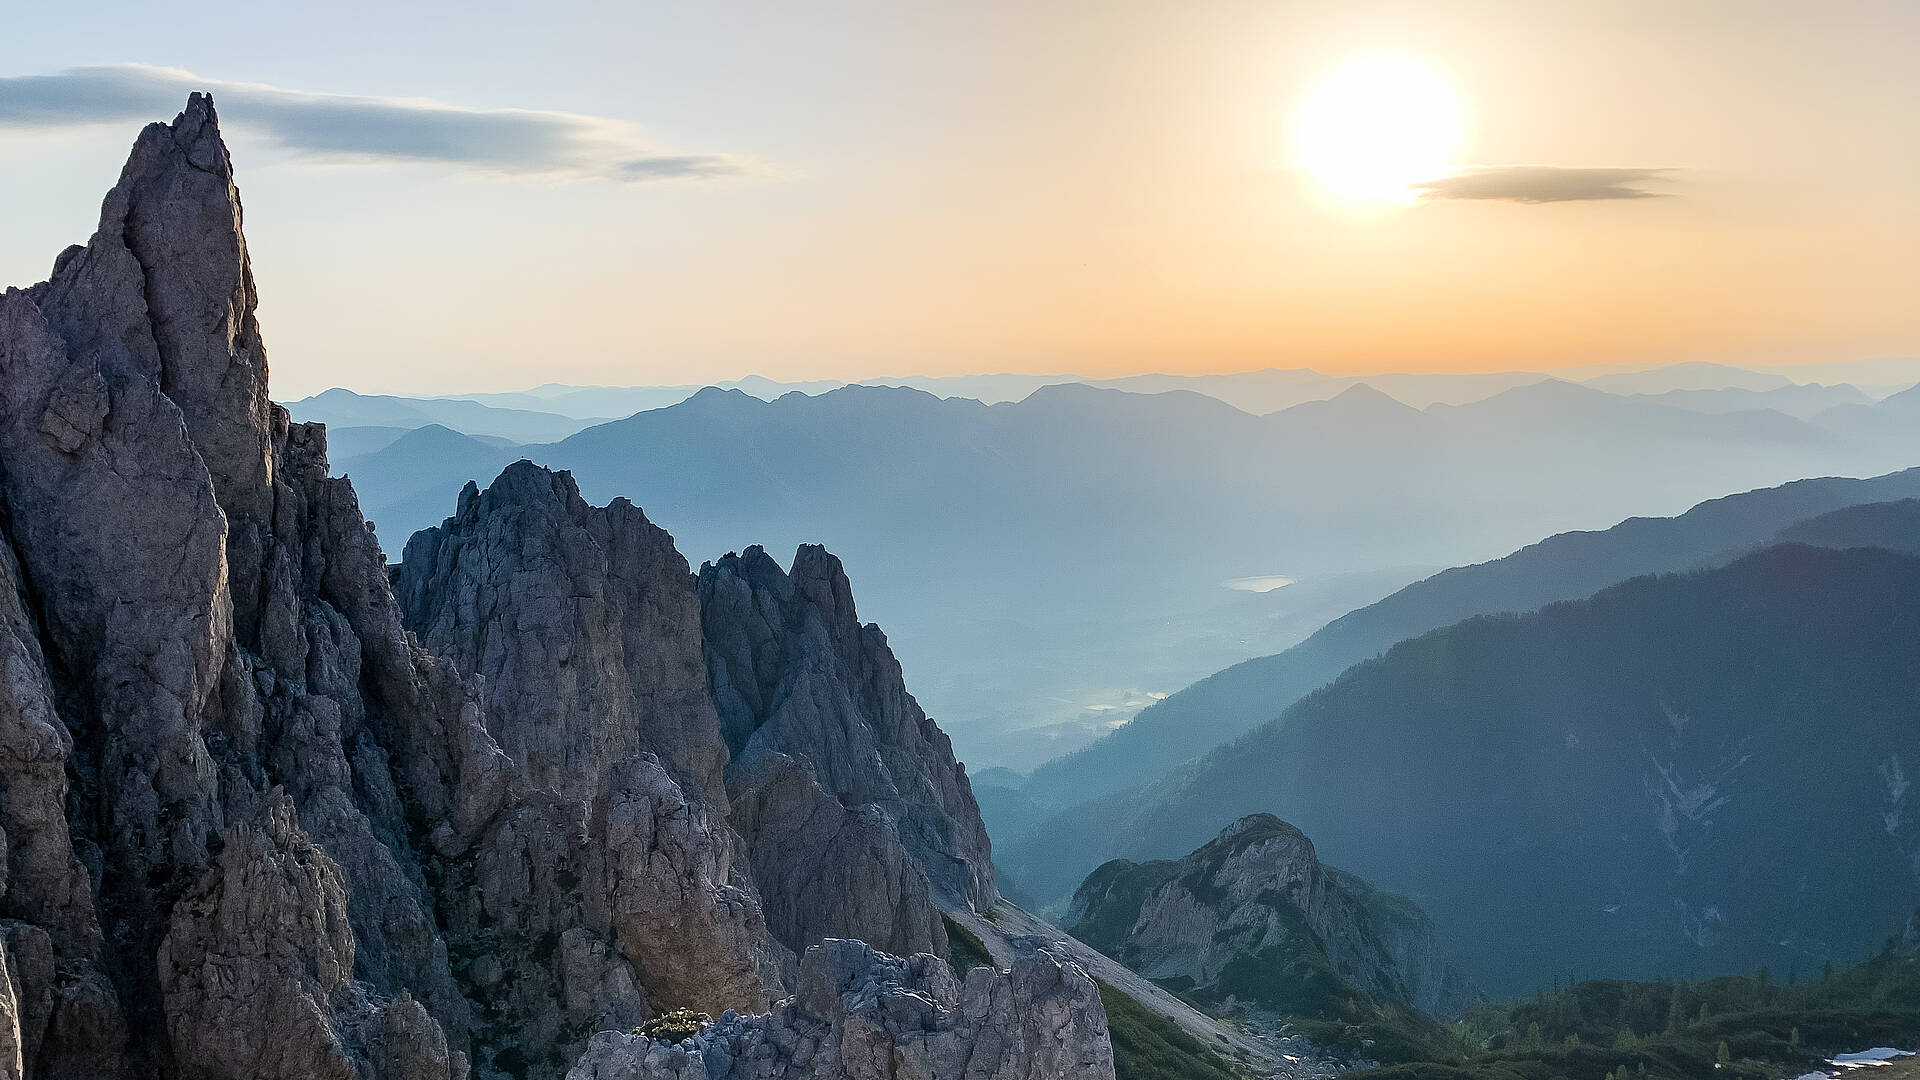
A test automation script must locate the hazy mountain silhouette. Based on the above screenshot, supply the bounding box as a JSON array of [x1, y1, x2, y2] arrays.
[[319, 380, 1920, 771], [337, 424, 522, 541], [1584, 361, 1797, 394], [1632, 382, 1871, 418], [1022, 544, 1920, 995], [1001, 468, 1920, 834], [294, 360, 1919, 427], [288, 387, 606, 442], [1775, 497, 1920, 554]]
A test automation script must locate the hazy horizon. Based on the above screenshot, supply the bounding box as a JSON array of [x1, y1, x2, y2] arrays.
[[288, 355, 1920, 404]]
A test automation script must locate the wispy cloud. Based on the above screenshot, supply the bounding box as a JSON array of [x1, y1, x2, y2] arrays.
[[1415, 166, 1675, 204], [0, 64, 755, 183]]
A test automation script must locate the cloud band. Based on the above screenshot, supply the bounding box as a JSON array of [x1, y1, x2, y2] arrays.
[[1415, 166, 1675, 203], [0, 64, 751, 183]]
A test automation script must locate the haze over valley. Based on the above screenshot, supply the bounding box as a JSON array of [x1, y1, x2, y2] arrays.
[[291, 363, 1920, 772]]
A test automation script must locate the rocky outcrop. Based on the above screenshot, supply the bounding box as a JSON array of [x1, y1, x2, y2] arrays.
[[393, 462, 790, 1034], [0, 95, 770, 1080], [1069, 814, 1480, 1021], [724, 751, 946, 960], [699, 546, 996, 933], [395, 465, 728, 803], [155, 791, 360, 1080], [395, 471, 994, 963], [0, 93, 1098, 1080], [565, 938, 1115, 1080], [0, 92, 1086, 1080]]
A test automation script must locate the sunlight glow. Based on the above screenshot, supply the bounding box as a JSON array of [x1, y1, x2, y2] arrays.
[[1293, 53, 1463, 205]]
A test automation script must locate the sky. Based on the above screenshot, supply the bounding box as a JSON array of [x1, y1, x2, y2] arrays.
[[1, 0, 1915, 400]]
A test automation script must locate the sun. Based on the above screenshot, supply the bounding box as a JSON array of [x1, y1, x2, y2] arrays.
[[1293, 53, 1463, 205]]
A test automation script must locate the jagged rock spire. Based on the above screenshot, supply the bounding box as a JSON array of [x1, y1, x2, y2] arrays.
[[0, 97, 1106, 1080]]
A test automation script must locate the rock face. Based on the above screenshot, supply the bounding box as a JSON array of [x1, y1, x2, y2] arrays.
[[566, 938, 1115, 1080], [396, 480, 996, 963], [698, 546, 996, 949], [1068, 814, 1480, 1021], [395, 465, 728, 803], [0, 95, 1075, 1080], [392, 462, 790, 1031], [0, 93, 495, 1078]]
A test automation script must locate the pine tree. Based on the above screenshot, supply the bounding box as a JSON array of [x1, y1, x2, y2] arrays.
[[1717, 1041, 1732, 1067]]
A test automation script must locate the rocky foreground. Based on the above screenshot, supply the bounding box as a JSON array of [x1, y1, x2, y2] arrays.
[[0, 94, 1112, 1080]]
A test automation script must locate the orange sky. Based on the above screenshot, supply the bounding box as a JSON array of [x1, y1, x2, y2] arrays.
[[2, 0, 1915, 397]]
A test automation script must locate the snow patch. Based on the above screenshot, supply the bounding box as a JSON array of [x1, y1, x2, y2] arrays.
[[1832, 1047, 1914, 1068]]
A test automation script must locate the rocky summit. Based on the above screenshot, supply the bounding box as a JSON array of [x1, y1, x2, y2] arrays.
[[1069, 814, 1480, 1024], [0, 94, 1110, 1080]]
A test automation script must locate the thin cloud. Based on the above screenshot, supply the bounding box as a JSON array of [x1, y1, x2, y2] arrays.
[[1415, 166, 1675, 204], [0, 64, 755, 183]]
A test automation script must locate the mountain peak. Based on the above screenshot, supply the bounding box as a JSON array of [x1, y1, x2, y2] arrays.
[[1212, 812, 1305, 847], [1069, 813, 1480, 1020]]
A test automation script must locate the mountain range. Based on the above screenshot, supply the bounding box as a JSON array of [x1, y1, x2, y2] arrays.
[[307, 376, 1920, 775], [292, 357, 1920, 428]]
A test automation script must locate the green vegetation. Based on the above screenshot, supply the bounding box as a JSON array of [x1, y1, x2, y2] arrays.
[[635, 1008, 711, 1043], [1095, 979, 1247, 1080], [1069, 859, 1180, 958], [943, 913, 996, 973], [1072, 837, 1457, 1066], [1349, 933, 1920, 1080]]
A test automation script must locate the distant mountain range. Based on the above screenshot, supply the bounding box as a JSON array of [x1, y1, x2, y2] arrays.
[[293, 358, 1920, 425], [291, 372, 1920, 773], [287, 387, 611, 442]]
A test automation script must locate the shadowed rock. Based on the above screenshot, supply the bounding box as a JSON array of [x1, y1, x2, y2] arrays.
[[699, 545, 997, 922]]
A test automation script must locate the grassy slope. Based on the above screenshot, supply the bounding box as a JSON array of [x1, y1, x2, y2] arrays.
[[1096, 979, 1246, 1080]]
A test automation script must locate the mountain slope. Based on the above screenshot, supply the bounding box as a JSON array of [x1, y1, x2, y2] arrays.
[[1635, 382, 1872, 418], [1069, 815, 1479, 1027], [336, 423, 522, 540], [1059, 544, 1920, 996], [1013, 467, 1920, 825], [1778, 498, 1920, 553]]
